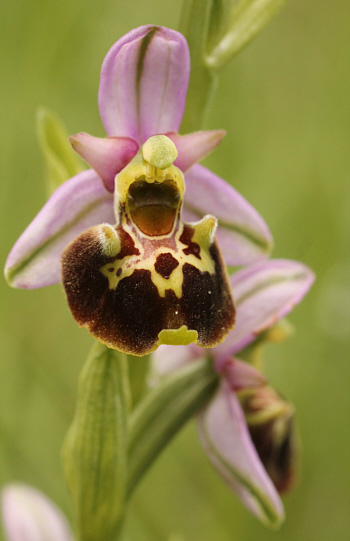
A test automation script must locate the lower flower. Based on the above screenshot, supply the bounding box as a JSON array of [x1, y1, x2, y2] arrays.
[[238, 385, 297, 495], [1, 484, 73, 541], [152, 258, 314, 528]]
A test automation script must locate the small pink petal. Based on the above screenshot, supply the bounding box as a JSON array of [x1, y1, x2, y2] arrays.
[[1, 484, 74, 541], [5, 170, 114, 289], [198, 381, 284, 528], [99, 26, 190, 144], [182, 164, 273, 266], [219, 358, 268, 390], [214, 259, 315, 362], [167, 130, 226, 172], [70, 133, 139, 192]]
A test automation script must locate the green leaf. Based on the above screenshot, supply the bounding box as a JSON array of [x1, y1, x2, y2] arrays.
[[206, 0, 286, 69], [179, 0, 285, 131], [37, 107, 84, 196], [62, 342, 129, 541]]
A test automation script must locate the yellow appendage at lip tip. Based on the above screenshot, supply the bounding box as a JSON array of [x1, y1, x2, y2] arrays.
[[98, 225, 120, 257], [158, 325, 198, 346]]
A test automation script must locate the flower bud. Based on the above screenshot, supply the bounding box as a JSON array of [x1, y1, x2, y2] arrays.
[[1, 484, 73, 541], [237, 386, 298, 494], [62, 343, 129, 541]]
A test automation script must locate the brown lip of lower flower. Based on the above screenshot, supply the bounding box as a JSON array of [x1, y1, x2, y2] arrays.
[[238, 386, 298, 494]]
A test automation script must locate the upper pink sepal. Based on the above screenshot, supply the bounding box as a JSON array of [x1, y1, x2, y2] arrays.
[[167, 130, 226, 172], [70, 133, 139, 192], [99, 26, 190, 144], [219, 358, 268, 390]]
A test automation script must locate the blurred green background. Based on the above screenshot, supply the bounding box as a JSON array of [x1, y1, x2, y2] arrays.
[[1, 0, 349, 539]]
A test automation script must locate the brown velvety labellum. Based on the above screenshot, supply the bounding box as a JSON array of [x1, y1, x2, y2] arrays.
[[62, 223, 235, 356], [249, 417, 297, 494], [62, 151, 235, 356]]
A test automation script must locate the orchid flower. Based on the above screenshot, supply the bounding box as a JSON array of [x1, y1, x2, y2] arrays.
[[4, 25, 272, 355], [153, 259, 315, 528], [1, 484, 74, 541]]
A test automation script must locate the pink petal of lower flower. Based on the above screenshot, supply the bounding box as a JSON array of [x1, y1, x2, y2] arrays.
[[99, 26, 190, 144], [214, 259, 315, 363], [198, 381, 284, 528], [1, 484, 74, 541], [5, 170, 114, 289], [70, 133, 139, 192], [220, 358, 268, 390], [167, 130, 226, 172], [183, 164, 273, 266]]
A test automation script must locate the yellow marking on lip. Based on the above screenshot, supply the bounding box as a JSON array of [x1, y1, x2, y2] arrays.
[[191, 215, 217, 250], [158, 325, 198, 346], [100, 222, 216, 298]]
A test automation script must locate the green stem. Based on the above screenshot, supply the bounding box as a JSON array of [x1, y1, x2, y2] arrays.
[[127, 353, 151, 407], [127, 357, 219, 498], [179, 0, 286, 132], [205, 0, 286, 70], [179, 0, 218, 132]]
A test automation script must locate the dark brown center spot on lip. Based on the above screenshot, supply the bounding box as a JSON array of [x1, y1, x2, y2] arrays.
[[115, 228, 140, 259], [179, 225, 201, 259], [155, 252, 179, 279], [108, 267, 114, 272], [116, 268, 122, 277]]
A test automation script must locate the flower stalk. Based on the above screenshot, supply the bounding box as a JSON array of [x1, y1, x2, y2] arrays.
[[179, 0, 218, 132], [127, 356, 219, 497], [206, 0, 286, 69]]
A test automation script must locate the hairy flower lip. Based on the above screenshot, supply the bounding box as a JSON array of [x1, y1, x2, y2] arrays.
[[61, 147, 236, 355], [240, 387, 298, 495]]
